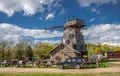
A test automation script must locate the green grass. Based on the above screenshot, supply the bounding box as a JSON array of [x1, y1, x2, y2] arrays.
[[0, 66, 13, 68], [17, 65, 33, 68], [99, 61, 112, 67], [0, 73, 120, 76], [99, 60, 120, 68], [16, 65, 58, 68]]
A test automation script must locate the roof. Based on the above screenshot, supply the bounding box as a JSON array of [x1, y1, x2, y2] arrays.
[[64, 19, 85, 28], [49, 43, 64, 54], [64, 43, 81, 54], [49, 42, 81, 55]]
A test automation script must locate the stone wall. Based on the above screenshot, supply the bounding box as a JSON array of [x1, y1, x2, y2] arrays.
[[50, 45, 78, 64]]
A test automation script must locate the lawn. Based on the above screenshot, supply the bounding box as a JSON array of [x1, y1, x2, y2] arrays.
[[99, 60, 120, 67], [0, 73, 120, 76]]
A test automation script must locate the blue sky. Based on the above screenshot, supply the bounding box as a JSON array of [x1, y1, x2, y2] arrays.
[[0, 0, 120, 45]]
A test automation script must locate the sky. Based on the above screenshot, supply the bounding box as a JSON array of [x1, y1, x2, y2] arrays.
[[0, 0, 120, 45]]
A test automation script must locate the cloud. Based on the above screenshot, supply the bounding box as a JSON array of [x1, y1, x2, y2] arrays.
[[91, 8, 96, 12], [0, 0, 61, 17], [1, 23, 120, 46], [101, 16, 107, 20], [34, 40, 61, 44], [78, 0, 119, 14], [59, 8, 66, 15], [38, 17, 43, 21], [0, 23, 63, 44], [45, 12, 55, 20], [78, 0, 119, 7], [82, 23, 120, 46], [89, 18, 95, 22]]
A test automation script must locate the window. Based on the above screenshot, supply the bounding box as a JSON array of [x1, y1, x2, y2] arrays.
[[69, 34, 74, 40], [73, 44, 77, 50], [67, 59, 71, 62], [65, 40, 70, 45], [72, 59, 76, 62], [77, 59, 82, 62], [61, 45, 64, 49], [79, 44, 84, 50]]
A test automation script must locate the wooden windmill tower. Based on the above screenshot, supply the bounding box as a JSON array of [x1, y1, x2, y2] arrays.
[[49, 19, 88, 63]]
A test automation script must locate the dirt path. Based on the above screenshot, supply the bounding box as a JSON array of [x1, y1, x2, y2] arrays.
[[0, 66, 120, 74], [109, 62, 120, 65]]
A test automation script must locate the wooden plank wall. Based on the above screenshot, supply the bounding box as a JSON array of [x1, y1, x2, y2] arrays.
[[107, 51, 120, 58]]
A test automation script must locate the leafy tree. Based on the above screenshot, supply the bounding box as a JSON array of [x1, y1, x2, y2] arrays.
[[14, 42, 27, 60], [34, 43, 54, 59], [5, 47, 12, 61], [100, 44, 109, 56], [95, 47, 101, 54], [0, 41, 7, 61], [87, 43, 96, 56], [111, 46, 120, 51], [25, 45, 33, 61]]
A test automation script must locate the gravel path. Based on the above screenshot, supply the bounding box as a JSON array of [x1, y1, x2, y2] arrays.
[[0, 66, 120, 74]]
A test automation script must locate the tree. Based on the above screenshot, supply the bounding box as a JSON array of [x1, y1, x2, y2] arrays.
[[95, 47, 101, 54], [25, 45, 33, 61], [0, 41, 7, 61], [4, 41, 15, 61], [100, 44, 109, 56], [14, 42, 27, 60], [5, 47, 12, 61], [34, 43, 54, 59], [87, 43, 96, 56]]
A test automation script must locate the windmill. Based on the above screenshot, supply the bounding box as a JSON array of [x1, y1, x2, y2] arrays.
[[48, 17, 88, 63]]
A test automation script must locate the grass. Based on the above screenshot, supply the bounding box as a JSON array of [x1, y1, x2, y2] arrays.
[[99, 60, 120, 68], [16, 65, 58, 68], [99, 61, 113, 67], [17, 65, 33, 68], [0, 73, 120, 76], [0, 66, 13, 68]]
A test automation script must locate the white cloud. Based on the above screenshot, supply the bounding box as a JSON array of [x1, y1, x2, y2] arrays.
[[91, 8, 96, 12], [82, 23, 120, 46], [59, 8, 66, 15], [34, 40, 61, 44], [1, 23, 120, 45], [38, 17, 43, 21], [90, 8, 100, 14], [89, 18, 95, 22], [0, 0, 61, 17], [0, 23, 63, 44], [78, 0, 119, 14], [45, 12, 55, 20], [78, 0, 118, 7]]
